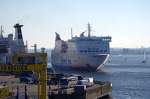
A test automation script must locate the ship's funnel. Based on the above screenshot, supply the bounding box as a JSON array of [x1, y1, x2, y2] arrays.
[[14, 23, 25, 53], [14, 23, 23, 40], [55, 32, 61, 41]]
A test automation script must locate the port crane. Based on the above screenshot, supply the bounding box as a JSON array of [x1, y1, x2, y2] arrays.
[[0, 53, 47, 99]]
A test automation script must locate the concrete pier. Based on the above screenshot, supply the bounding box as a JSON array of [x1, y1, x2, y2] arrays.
[[0, 75, 112, 99], [48, 81, 112, 99]]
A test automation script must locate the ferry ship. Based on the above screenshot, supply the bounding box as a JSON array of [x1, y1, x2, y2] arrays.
[[0, 23, 26, 64], [51, 24, 112, 71]]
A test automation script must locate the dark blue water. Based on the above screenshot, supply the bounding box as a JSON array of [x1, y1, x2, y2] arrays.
[[53, 64, 150, 99], [95, 65, 150, 99]]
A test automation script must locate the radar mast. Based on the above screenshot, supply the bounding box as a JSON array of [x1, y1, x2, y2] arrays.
[[0, 26, 4, 38], [88, 23, 91, 37], [71, 28, 73, 38]]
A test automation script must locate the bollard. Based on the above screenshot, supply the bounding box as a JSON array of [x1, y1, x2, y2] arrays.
[[25, 85, 28, 99], [48, 86, 51, 99], [48, 86, 54, 99], [16, 86, 19, 99]]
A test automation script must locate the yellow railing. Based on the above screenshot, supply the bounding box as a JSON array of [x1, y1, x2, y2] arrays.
[[0, 86, 9, 98], [0, 53, 47, 99]]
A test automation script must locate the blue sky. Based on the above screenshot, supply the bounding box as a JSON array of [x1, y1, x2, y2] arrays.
[[0, 0, 150, 48]]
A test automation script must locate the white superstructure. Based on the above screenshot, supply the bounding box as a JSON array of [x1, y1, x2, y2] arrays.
[[51, 24, 112, 71]]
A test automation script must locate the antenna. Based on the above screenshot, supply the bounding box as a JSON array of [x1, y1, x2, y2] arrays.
[[71, 28, 73, 38], [26, 40, 28, 47], [87, 23, 91, 37], [31, 44, 37, 53], [0, 26, 4, 38], [25, 40, 28, 52], [31, 44, 38, 64]]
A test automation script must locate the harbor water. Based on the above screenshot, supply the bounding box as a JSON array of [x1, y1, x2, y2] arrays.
[[51, 55, 150, 99]]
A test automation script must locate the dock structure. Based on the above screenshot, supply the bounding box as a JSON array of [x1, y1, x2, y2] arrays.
[[0, 53, 47, 99], [48, 81, 112, 99], [0, 52, 112, 99], [86, 81, 112, 99]]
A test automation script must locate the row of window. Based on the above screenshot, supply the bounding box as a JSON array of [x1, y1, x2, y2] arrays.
[[61, 59, 72, 64], [80, 50, 107, 53]]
